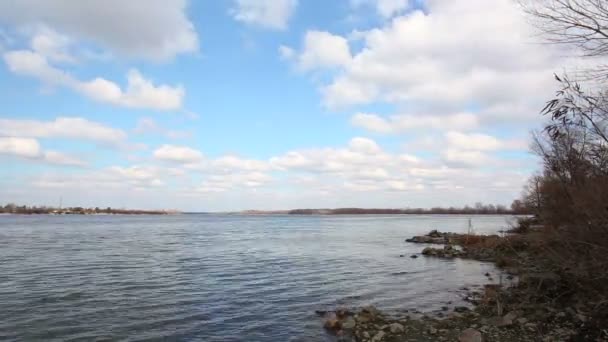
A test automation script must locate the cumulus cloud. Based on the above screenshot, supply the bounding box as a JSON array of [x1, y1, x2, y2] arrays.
[[153, 144, 203, 164], [0, 0, 198, 61], [0, 137, 41, 158], [30, 27, 76, 63], [0, 137, 86, 166], [211, 155, 270, 172], [286, 0, 562, 127], [352, 0, 411, 18], [0, 117, 127, 146], [4, 50, 184, 110], [197, 172, 272, 193], [133, 118, 191, 140], [327, 0, 558, 108], [231, 0, 298, 30], [282, 31, 352, 70], [351, 112, 479, 133], [42, 150, 87, 167]]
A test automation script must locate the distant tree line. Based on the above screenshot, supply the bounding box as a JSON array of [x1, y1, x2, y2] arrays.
[[288, 203, 531, 215], [0, 203, 172, 215]]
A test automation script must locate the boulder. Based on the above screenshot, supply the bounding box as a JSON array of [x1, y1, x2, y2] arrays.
[[459, 328, 483, 342], [371, 330, 386, 342], [342, 316, 356, 330], [362, 305, 380, 317], [422, 247, 437, 255], [324, 317, 341, 331], [389, 322, 404, 333]]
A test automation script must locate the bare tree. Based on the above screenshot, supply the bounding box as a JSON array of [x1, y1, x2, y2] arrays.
[[523, 0, 608, 79]]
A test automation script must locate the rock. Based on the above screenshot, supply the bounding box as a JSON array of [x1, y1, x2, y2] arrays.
[[363, 331, 370, 339], [371, 330, 385, 342], [422, 247, 436, 255], [342, 316, 356, 330], [516, 317, 528, 325], [324, 317, 341, 331], [389, 323, 404, 333], [428, 229, 441, 237], [362, 306, 380, 317], [336, 308, 351, 319], [458, 328, 483, 342], [501, 311, 518, 326], [441, 306, 449, 311], [355, 313, 370, 323], [429, 327, 438, 334], [525, 322, 537, 331], [399, 254, 405, 257], [315, 310, 328, 316], [410, 254, 419, 258], [454, 306, 470, 313]]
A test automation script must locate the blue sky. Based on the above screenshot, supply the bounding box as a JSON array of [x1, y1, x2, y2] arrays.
[[0, 0, 563, 211]]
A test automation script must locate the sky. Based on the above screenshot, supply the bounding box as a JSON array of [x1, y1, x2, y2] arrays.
[[0, 0, 572, 211]]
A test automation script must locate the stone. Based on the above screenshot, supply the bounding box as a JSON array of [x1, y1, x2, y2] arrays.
[[525, 322, 537, 331], [429, 327, 438, 334], [342, 316, 356, 330], [422, 247, 437, 255], [371, 330, 386, 342], [410, 254, 419, 258], [389, 323, 404, 333], [500, 311, 518, 326], [362, 306, 380, 317], [454, 306, 470, 313], [458, 328, 483, 342], [324, 317, 341, 331], [516, 317, 528, 325]]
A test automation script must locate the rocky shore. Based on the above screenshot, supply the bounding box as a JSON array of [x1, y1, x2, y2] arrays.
[[319, 229, 604, 341]]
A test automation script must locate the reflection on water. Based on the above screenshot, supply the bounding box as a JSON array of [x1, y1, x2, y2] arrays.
[[0, 214, 512, 341]]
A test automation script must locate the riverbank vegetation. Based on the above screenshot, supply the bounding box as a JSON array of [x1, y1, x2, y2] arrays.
[[0, 203, 176, 215], [321, 1, 608, 340]]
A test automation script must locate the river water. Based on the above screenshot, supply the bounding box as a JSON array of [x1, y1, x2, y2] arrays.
[[0, 214, 514, 341]]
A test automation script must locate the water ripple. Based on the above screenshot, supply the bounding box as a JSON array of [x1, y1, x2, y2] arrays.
[[0, 214, 511, 341]]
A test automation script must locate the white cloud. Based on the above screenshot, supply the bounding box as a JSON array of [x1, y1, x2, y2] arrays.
[[133, 117, 191, 139], [441, 149, 490, 168], [4, 50, 184, 110], [376, 0, 410, 17], [348, 137, 381, 154], [289, 0, 562, 126], [0, 0, 198, 61], [197, 172, 272, 193], [278, 45, 295, 60], [0, 137, 41, 158], [289, 31, 352, 70], [353, 0, 411, 18], [0, 137, 86, 166], [445, 131, 527, 151], [43, 150, 87, 167], [211, 155, 270, 172], [231, 0, 297, 30], [351, 112, 479, 133], [153, 144, 203, 164], [30, 27, 76, 63], [0, 117, 127, 146]]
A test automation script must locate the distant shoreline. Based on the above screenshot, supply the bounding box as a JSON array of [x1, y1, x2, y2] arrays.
[[0, 205, 178, 216], [238, 207, 530, 216]]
